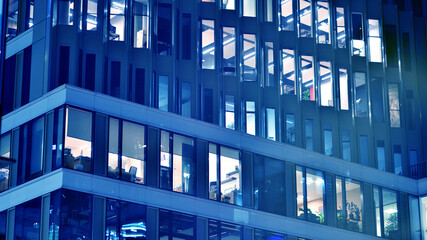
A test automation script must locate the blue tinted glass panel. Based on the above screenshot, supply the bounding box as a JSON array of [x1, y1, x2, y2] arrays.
[[0, 211, 6, 240], [60, 190, 92, 240], [14, 198, 41, 240], [159, 210, 195, 239]]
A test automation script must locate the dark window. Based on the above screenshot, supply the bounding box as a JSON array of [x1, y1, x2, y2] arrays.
[[359, 135, 369, 166], [85, 54, 96, 91], [30, 117, 45, 179], [3, 55, 16, 115], [157, 3, 172, 55], [182, 13, 191, 60], [384, 25, 398, 68], [377, 140, 385, 171], [352, 13, 363, 40], [254, 229, 285, 240], [18, 124, 29, 185], [106, 199, 147, 239], [0, 211, 6, 240], [393, 145, 402, 175], [6, 0, 19, 40], [59, 190, 92, 240], [59, 46, 70, 86], [159, 210, 195, 239], [14, 198, 41, 240], [402, 33, 411, 71], [78, 49, 83, 87], [208, 220, 241, 239], [371, 77, 384, 122], [135, 68, 145, 104], [21, 46, 32, 106], [203, 88, 213, 123], [111, 61, 121, 98], [181, 82, 191, 117], [254, 156, 286, 215]]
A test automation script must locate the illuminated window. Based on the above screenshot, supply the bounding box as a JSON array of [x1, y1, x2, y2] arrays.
[[281, 49, 295, 95], [316, 0, 330, 44], [339, 69, 349, 110], [336, 7, 346, 48], [265, 0, 273, 22], [222, 27, 236, 75], [265, 42, 274, 87], [280, 0, 294, 31], [368, 19, 382, 62], [297, 166, 325, 224], [336, 178, 363, 232], [243, 0, 256, 17], [300, 56, 314, 101], [86, 0, 98, 30], [58, 0, 74, 26], [286, 114, 295, 144], [323, 124, 332, 156], [351, 13, 365, 56], [299, 0, 312, 37], [266, 108, 276, 140], [222, 0, 235, 10], [133, 0, 149, 48], [243, 34, 256, 81], [246, 101, 256, 135], [319, 61, 332, 106], [388, 83, 400, 128], [202, 20, 215, 69], [225, 95, 235, 130], [109, 0, 125, 41]]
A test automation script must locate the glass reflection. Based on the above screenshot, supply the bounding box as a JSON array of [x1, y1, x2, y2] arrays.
[[243, 34, 256, 81], [202, 20, 215, 69], [121, 121, 145, 184], [133, 0, 149, 48], [220, 147, 241, 205], [319, 61, 332, 106], [300, 56, 314, 101], [316, 0, 330, 44], [299, 0, 312, 37], [109, 0, 125, 41], [172, 134, 195, 195], [281, 49, 295, 95], [336, 7, 346, 48], [222, 27, 236, 75], [280, 0, 294, 31]]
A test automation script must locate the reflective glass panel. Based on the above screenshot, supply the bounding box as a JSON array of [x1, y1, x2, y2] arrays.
[[359, 135, 368, 166], [393, 145, 402, 175], [345, 179, 362, 232], [280, 0, 294, 31], [305, 119, 313, 151], [323, 125, 332, 156], [246, 101, 256, 135], [336, 7, 346, 48], [377, 140, 385, 171], [14, 198, 41, 240], [339, 69, 349, 110], [286, 114, 295, 145], [368, 19, 382, 62], [354, 72, 368, 117], [225, 95, 235, 130], [209, 143, 218, 200], [133, 0, 149, 48], [336, 178, 345, 228], [159, 76, 168, 111], [316, 0, 330, 44], [222, 0, 235, 10], [160, 131, 171, 190], [296, 166, 304, 219], [108, 118, 119, 178], [266, 108, 276, 141], [299, 0, 312, 37], [159, 210, 195, 239], [383, 189, 398, 238], [30, 117, 45, 177], [265, 42, 274, 87], [157, 4, 172, 55], [181, 82, 191, 117], [64, 108, 92, 172], [110, 0, 125, 41], [243, 0, 256, 17], [254, 229, 284, 240], [306, 168, 324, 223], [87, 0, 97, 30], [341, 130, 351, 161], [58, 0, 74, 26], [120, 201, 146, 239], [388, 83, 400, 128], [371, 77, 384, 122], [352, 13, 365, 56], [243, 34, 256, 81], [61, 190, 92, 240]]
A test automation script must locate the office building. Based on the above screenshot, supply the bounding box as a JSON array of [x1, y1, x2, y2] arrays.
[[0, 0, 427, 239]]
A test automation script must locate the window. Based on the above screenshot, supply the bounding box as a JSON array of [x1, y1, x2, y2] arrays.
[[86, 0, 97, 30], [368, 19, 382, 62], [202, 0, 214, 2], [110, 61, 121, 98], [159, 210, 195, 239], [222, 27, 236, 75], [384, 25, 397, 68], [109, 0, 125, 41], [265, 42, 274, 87], [319, 61, 332, 106], [374, 187, 399, 238], [160, 132, 195, 195], [58, 0, 74, 26], [209, 220, 241, 239], [393, 145, 402, 175], [172, 134, 195, 195], [157, 3, 172, 55], [202, 20, 215, 69], [133, 0, 149, 48], [182, 13, 191, 60], [26, 0, 34, 29], [351, 13, 365, 56], [281, 49, 295, 95], [220, 146, 241, 205], [339, 69, 349, 110], [30, 117, 45, 178], [323, 124, 332, 156], [121, 121, 145, 184], [246, 101, 256, 135], [299, 0, 312, 37], [222, 0, 235, 10], [203, 88, 213, 123], [255, 229, 284, 240], [6, 0, 19, 40], [305, 119, 313, 151], [181, 82, 191, 118], [377, 140, 386, 171], [64, 107, 92, 172], [243, 0, 256, 17], [336, 7, 346, 48], [286, 114, 295, 144], [108, 118, 119, 178], [336, 177, 363, 232], [409, 150, 417, 167], [409, 196, 421, 240], [243, 34, 256, 81], [254, 156, 286, 215], [14, 198, 41, 240], [225, 95, 235, 130], [208, 143, 218, 200], [300, 56, 314, 101], [341, 130, 351, 161], [354, 72, 368, 117], [85, 54, 96, 91], [359, 135, 368, 166], [266, 108, 276, 140], [402, 33, 411, 71], [371, 77, 384, 122], [297, 166, 325, 224], [265, 0, 273, 22], [159, 75, 168, 111], [0, 211, 5, 239], [388, 83, 400, 128], [0, 133, 11, 192], [280, 0, 294, 31], [106, 199, 146, 239], [316, 0, 330, 44]]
